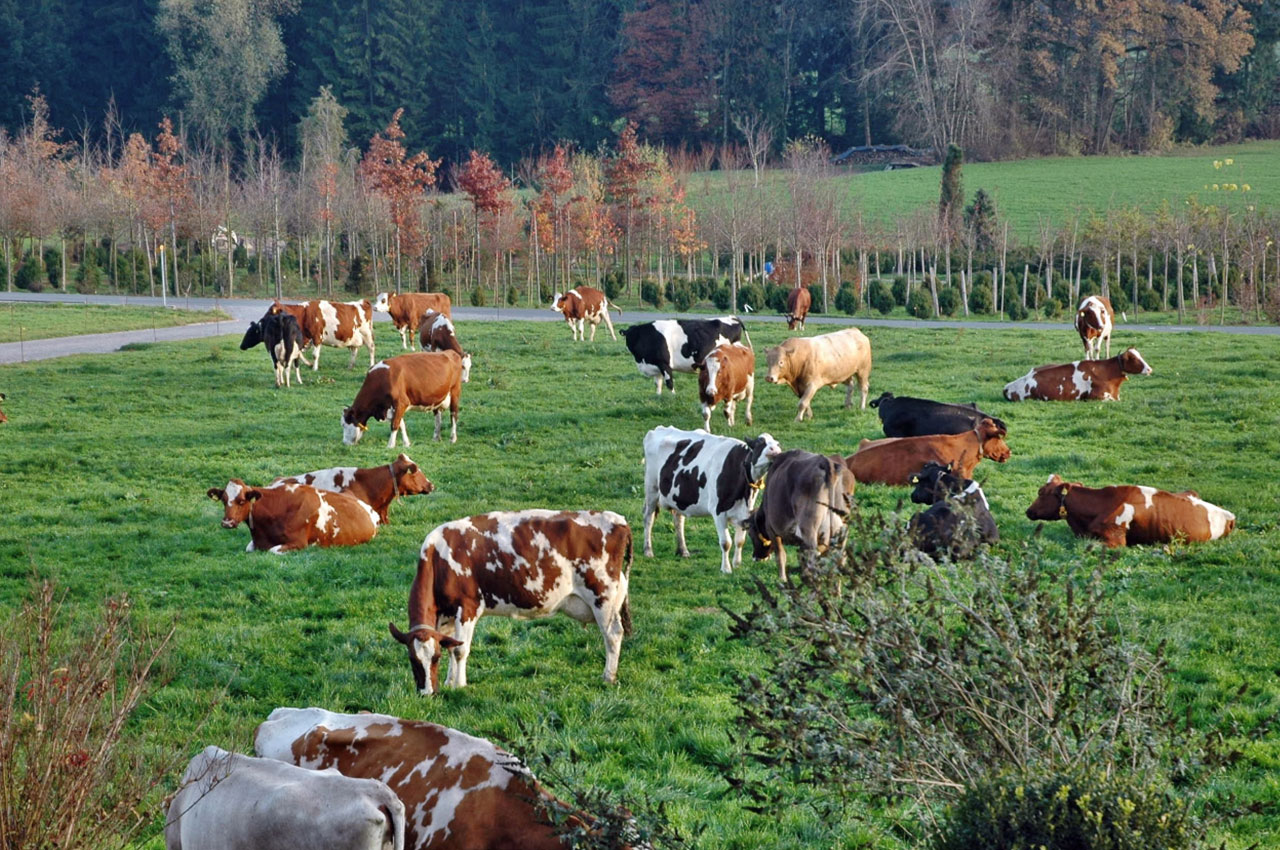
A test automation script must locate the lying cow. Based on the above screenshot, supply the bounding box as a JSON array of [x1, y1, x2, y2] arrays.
[[165, 746, 405, 850], [375, 291, 452, 350], [642, 425, 782, 574], [697, 342, 755, 432], [206, 479, 380, 553], [271, 299, 376, 370], [272, 454, 433, 524], [844, 418, 1011, 486], [1003, 348, 1151, 402], [0, 392, 7, 424], [342, 351, 470, 447], [240, 311, 309, 388], [1075, 295, 1114, 359], [390, 509, 633, 693], [622, 317, 746, 394], [1026, 474, 1235, 548], [746, 450, 856, 582], [907, 461, 999, 558], [870, 391, 1008, 438], [764, 327, 873, 420], [417, 309, 465, 357], [552, 286, 621, 342], [786, 286, 811, 330]]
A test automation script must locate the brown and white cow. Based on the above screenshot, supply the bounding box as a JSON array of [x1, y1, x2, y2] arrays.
[[206, 479, 380, 553], [342, 351, 470, 447], [785, 286, 811, 330], [1003, 348, 1151, 402], [551, 286, 621, 342], [389, 509, 632, 694], [417, 309, 465, 358], [272, 454, 433, 524], [0, 392, 7, 424], [746, 450, 856, 582], [1075, 295, 1114, 359], [1026, 474, 1235, 548], [844, 418, 1011, 486], [697, 342, 754, 432], [271, 299, 376, 370], [764, 327, 872, 420], [375, 292, 453, 350]]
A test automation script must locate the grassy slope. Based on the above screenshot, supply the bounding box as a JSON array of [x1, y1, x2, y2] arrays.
[[0, 301, 231, 343], [1, 320, 1277, 848]]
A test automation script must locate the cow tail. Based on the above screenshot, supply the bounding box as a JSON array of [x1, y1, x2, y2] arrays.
[[620, 531, 634, 637], [741, 325, 754, 350], [610, 299, 623, 317], [382, 800, 406, 850]]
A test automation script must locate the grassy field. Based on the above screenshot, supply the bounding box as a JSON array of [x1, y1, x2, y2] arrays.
[[1, 319, 1278, 848], [0, 301, 232, 343]]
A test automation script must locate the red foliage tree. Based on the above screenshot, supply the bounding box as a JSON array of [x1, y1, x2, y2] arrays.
[[610, 0, 711, 146], [605, 123, 655, 290], [358, 108, 440, 292], [457, 149, 513, 294]]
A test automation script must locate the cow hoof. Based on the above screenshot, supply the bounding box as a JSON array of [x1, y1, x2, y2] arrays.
[[643, 547, 654, 558], [602, 673, 617, 685]]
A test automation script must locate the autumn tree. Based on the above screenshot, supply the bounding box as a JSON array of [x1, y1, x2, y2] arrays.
[[457, 149, 513, 298], [147, 118, 191, 297], [534, 143, 576, 288], [301, 87, 350, 296], [605, 122, 655, 292], [610, 0, 711, 146], [358, 108, 439, 294]]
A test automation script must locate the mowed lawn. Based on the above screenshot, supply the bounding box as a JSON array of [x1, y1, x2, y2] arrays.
[[0, 301, 231, 343], [1, 319, 1278, 848]]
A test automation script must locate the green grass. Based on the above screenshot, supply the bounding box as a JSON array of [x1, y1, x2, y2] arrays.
[[1, 319, 1278, 848], [0, 301, 232, 343]]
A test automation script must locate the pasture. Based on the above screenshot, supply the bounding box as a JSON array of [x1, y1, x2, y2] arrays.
[[0, 301, 231, 343], [1, 317, 1278, 848]]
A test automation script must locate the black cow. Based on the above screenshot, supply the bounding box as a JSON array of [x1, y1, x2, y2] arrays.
[[870, 391, 1008, 437], [747, 450, 856, 582], [622, 317, 747, 394], [907, 461, 999, 558], [240, 311, 309, 388]]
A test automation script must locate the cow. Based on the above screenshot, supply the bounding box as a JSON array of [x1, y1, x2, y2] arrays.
[[388, 509, 632, 693], [907, 461, 999, 558], [0, 392, 7, 424], [641, 425, 782, 574], [697, 342, 755, 432], [240, 311, 309, 388], [271, 299, 376, 370], [206, 479, 380, 553], [342, 351, 470, 448], [1025, 474, 1235, 548], [745, 450, 856, 582], [785, 286, 811, 330], [375, 292, 453, 350], [764, 327, 873, 421], [844, 418, 1011, 486], [417, 309, 465, 357], [164, 746, 405, 850], [870, 391, 1008, 438], [621, 317, 747, 394], [1075, 295, 1114, 359], [551, 286, 621, 342], [272, 454, 433, 524], [1003, 348, 1151, 402]]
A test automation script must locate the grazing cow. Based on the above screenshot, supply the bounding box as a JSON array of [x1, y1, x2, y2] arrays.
[[764, 327, 873, 420], [844, 418, 1011, 486], [272, 454, 433, 524], [551, 286, 621, 342], [907, 461, 999, 558], [271, 299, 376, 370], [375, 292, 453, 350], [164, 746, 405, 850], [240, 311, 309, 388], [342, 351, 470, 447], [206, 479, 380, 553], [388, 509, 632, 693], [622, 317, 746, 394], [417, 309, 465, 357], [0, 392, 7, 424], [1003, 348, 1151, 402], [785, 286, 811, 330], [1075, 295, 1114, 359], [697, 342, 755, 432], [1025, 474, 1235, 548], [641, 425, 782, 573], [746, 450, 856, 582], [870, 391, 1008, 438]]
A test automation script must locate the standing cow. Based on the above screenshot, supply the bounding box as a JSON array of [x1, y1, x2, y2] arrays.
[[785, 286, 812, 330], [746, 450, 855, 582], [1075, 295, 1114, 359], [417, 310, 465, 358], [271, 299, 376, 370], [240, 311, 309, 388], [697, 342, 755, 432], [622, 317, 747, 394], [375, 292, 453, 350], [764, 327, 872, 420], [1003, 348, 1151, 402], [342, 351, 470, 447], [552, 286, 621, 341]]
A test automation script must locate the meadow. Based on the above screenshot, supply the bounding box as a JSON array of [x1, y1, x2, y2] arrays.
[[0, 301, 230, 343], [1, 317, 1278, 848]]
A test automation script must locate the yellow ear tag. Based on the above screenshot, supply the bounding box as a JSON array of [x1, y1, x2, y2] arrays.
[[1059, 505, 1068, 518], [358, 423, 368, 432]]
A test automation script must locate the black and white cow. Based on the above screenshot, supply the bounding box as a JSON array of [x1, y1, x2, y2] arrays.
[[907, 461, 999, 558], [240, 311, 309, 388], [642, 425, 781, 573], [622, 317, 747, 394], [870, 392, 1008, 438]]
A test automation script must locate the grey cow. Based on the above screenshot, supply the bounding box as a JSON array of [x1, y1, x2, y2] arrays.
[[746, 449, 857, 582]]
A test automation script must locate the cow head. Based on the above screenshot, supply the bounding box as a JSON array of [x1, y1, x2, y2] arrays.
[[1119, 348, 1152, 375], [341, 407, 369, 445], [1026, 474, 1072, 521], [910, 462, 961, 505], [206, 479, 262, 528], [746, 509, 773, 561], [550, 292, 565, 313], [239, 321, 263, 350], [268, 299, 286, 316], [868, 391, 894, 410], [763, 346, 789, 385], [392, 453, 434, 496], [373, 292, 391, 313], [388, 622, 463, 695], [976, 418, 1012, 463], [746, 433, 783, 480], [460, 352, 473, 383]]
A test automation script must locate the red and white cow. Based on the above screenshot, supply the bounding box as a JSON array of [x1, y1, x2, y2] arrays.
[[551, 286, 620, 342], [697, 342, 754, 432], [271, 299, 376, 370], [375, 292, 453, 350], [1075, 295, 1114, 359], [843, 419, 1011, 486], [1026, 474, 1235, 548], [0, 392, 7, 424], [417, 309, 465, 357], [206, 479, 380, 553], [389, 510, 633, 693], [785, 286, 811, 330], [272, 453, 433, 524], [1003, 348, 1151, 402], [342, 351, 470, 447]]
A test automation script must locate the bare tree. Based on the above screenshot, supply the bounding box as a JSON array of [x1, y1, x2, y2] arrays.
[[731, 111, 775, 188]]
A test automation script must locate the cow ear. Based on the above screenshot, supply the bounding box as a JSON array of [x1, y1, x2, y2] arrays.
[[439, 636, 463, 649], [246, 489, 263, 502], [206, 488, 224, 501], [388, 622, 411, 645]]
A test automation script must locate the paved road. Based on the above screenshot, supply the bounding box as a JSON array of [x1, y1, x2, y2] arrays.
[[1, 290, 1276, 364]]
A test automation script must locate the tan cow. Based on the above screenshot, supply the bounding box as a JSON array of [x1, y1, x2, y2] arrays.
[[697, 342, 754, 431], [844, 418, 1011, 486], [206, 480, 380, 553], [551, 286, 620, 341], [271, 299, 376, 370], [375, 292, 453, 350], [342, 351, 470, 447], [764, 327, 872, 420]]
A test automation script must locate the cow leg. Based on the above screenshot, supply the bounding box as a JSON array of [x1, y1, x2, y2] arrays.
[[399, 326, 410, 350], [674, 512, 690, 558], [601, 310, 617, 341], [642, 496, 658, 557], [595, 603, 624, 685], [1087, 507, 1132, 548], [588, 319, 597, 342], [654, 374, 664, 395], [347, 346, 360, 369], [1104, 333, 1111, 359], [274, 359, 285, 388], [858, 371, 870, 409], [702, 404, 714, 432], [396, 417, 411, 449], [744, 376, 754, 425], [449, 409, 457, 444], [714, 514, 733, 574], [448, 618, 478, 688], [311, 343, 322, 370], [731, 524, 747, 569], [292, 356, 303, 385], [796, 384, 820, 421], [775, 543, 788, 584], [725, 399, 736, 427]]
